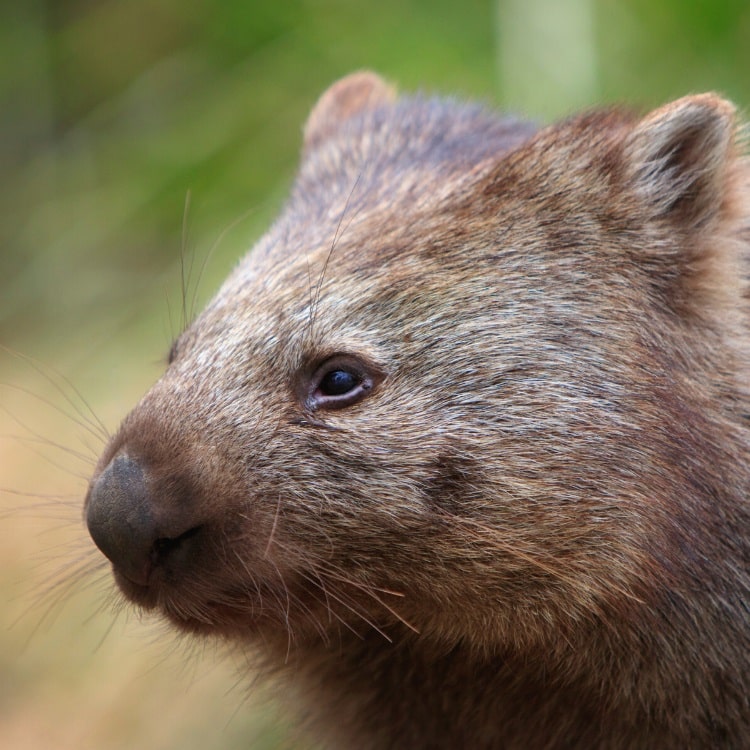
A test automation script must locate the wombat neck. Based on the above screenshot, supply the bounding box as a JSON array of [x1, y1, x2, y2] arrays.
[[288, 622, 737, 750]]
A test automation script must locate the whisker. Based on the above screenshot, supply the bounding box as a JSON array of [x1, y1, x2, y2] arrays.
[[0, 344, 110, 442], [4, 431, 97, 466], [295, 567, 392, 643], [2, 435, 92, 482], [180, 189, 193, 332], [308, 171, 364, 339], [267, 536, 399, 642], [190, 205, 261, 324], [320, 568, 419, 634], [263, 494, 282, 559], [0, 382, 107, 447], [14, 554, 107, 643]]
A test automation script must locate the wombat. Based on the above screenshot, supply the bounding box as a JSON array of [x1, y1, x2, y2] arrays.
[[85, 72, 750, 748]]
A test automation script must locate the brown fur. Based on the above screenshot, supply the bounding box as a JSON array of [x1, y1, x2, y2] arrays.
[[85, 72, 750, 748]]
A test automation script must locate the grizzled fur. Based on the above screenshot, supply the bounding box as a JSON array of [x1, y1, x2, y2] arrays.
[[85, 73, 750, 748]]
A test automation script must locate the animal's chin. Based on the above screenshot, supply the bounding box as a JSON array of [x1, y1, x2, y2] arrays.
[[114, 570, 302, 640], [110, 559, 406, 645], [112, 568, 270, 637], [162, 602, 265, 638]]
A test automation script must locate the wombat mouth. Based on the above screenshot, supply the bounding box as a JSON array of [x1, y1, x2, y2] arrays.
[[111, 553, 312, 638], [113, 572, 266, 635]]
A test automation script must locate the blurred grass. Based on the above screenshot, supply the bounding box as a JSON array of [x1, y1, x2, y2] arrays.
[[1, 1, 749, 748]]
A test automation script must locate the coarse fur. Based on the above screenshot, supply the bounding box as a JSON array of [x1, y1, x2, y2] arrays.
[[85, 72, 750, 748]]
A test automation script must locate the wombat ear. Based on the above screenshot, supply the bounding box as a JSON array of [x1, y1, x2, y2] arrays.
[[303, 71, 396, 150], [623, 94, 736, 229]]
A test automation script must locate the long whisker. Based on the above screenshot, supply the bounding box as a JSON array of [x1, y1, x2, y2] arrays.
[[0, 345, 110, 443], [180, 189, 192, 331], [307, 171, 364, 339], [1, 433, 92, 482], [269, 538, 409, 641], [319, 567, 419, 634], [1, 382, 107, 447], [191, 205, 263, 325], [295, 567, 390, 642], [4, 431, 97, 466], [264, 494, 282, 559]]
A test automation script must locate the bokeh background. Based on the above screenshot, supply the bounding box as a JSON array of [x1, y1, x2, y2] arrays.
[[2, 1, 749, 748]]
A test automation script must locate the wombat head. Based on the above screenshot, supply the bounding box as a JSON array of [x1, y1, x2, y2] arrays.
[[86, 73, 747, 654]]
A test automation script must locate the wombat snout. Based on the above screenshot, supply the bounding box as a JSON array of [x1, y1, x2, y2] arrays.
[[86, 455, 203, 586]]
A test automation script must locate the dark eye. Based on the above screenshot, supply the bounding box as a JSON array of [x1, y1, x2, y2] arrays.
[[306, 355, 383, 411], [319, 368, 360, 396]]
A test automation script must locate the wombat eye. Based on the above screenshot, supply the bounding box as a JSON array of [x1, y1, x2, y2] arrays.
[[307, 355, 381, 411], [320, 369, 359, 396]]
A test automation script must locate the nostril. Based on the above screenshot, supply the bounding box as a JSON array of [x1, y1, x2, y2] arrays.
[[151, 525, 204, 569]]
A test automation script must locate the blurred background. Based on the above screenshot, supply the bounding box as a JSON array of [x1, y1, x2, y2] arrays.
[[1, 1, 748, 748]]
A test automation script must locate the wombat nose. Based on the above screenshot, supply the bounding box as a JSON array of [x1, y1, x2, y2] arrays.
[[86, 455, 200, 586]]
